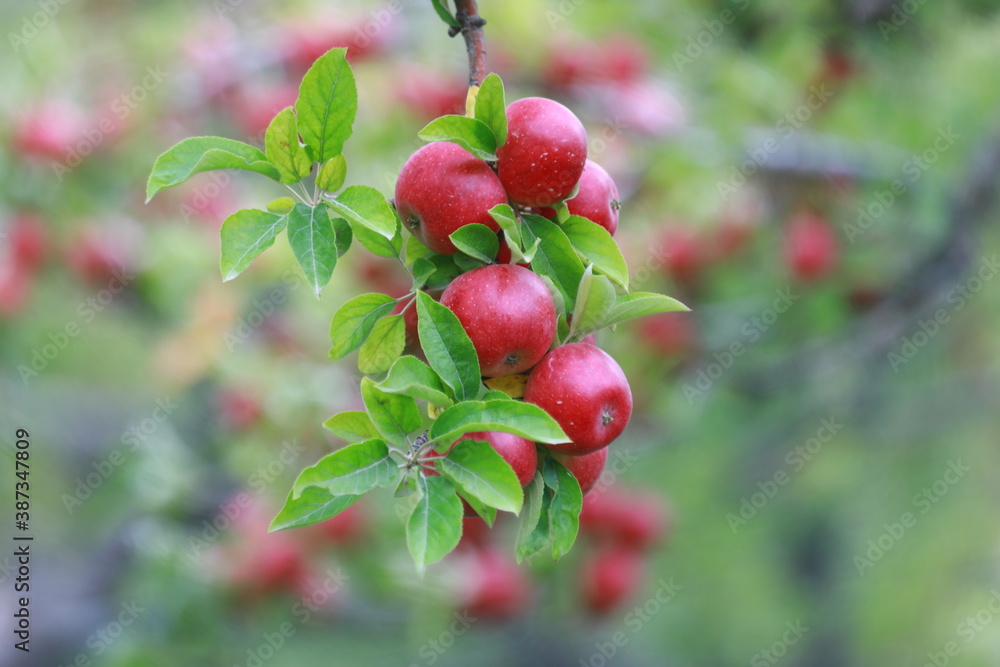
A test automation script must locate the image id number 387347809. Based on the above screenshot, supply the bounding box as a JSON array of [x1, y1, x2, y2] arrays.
[[13, 428, 32, 653]]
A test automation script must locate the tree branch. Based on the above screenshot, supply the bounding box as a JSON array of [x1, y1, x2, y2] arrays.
[[451, 0, 488, 87]]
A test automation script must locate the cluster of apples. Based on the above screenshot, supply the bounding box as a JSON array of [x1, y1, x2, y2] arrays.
[[392, 96, 631, 497]]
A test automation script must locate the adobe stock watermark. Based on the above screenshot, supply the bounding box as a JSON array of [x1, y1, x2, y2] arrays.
[[887, 254, 998, 372], [717, 85, 836, 201], [682, 288, 799, 403], [843, 125, 960, 243], [878, 0, 930, 40], [17, 265, 136, 385], [8, 0, 71, 52], [854, 459, 969, 576], [185, 440, 306, 561], [921, 589, 1000, 667], [579, 578, 682, 667], [671, 0, 753, 71], [407, 611, 477, 667], [224, 271, 301, 351], [234, 567, 350, 667], [51, 65, 169, 181], [750, 620, 809, 666], [61, 398, 178, 514], [55, 600, 146, 667], [726, 416, 843, 533]]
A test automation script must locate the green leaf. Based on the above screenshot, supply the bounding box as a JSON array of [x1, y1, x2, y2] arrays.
[[481, 389, 515, 402], [360, 378, 422, 448], [349, 217, 403, 258], [569, 266, 617, 341], [219, 209, 287, 281], [323, 411, 380, 443], [267, 197, 296, 214], [544, 457, 583, 559], [296, 48, 357, 163], [378, 356, 454, 408], [450, 223, 500, 263], [522, 214, 585, 304], [326, 185, 399, 240], [474, 73, 507, 147], [293, 439, 398, 497], [146, 136, 281, 201], [425, 255, 462, 289], [460, 491, 497, 525], [264, 107, 313, 185], [358, 315, 406, 374], [607, 292, 690, 328], [518, 483, 552, 562], [561, 215, 629, 290], [405, 234, 435, 265], [436, 439, 524, 514], [329, 293, 398, 359], [516, 472, 546, 562], [411, 258, 437, 288], [418, 115, 497, 161], [430, 0, 461, 27], [429, 399, 568, 446], [316, 154, 347, 192], [454, 252, 488, 272], [416, 291, 481, 403], [331, 216, 353, 256], [286, 203, 339, 297], [270, 486, 360, 531], [488, 203, 521, 248], [407, 475, 463, 571]]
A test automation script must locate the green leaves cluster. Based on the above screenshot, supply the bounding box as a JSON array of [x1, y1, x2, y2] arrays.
[[147, 49, 688, 571], [147, 48, 400, 297]]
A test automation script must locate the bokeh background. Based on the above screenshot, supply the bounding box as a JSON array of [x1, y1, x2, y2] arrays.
[[3, 0, 1000, 665]]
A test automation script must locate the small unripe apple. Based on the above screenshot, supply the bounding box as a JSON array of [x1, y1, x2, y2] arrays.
[[580, 545, 645, 614], [524, 343, 632, 455], [552, 447, 608, 495], [567, 160, 620, 235], [440, 264, 556, 377], [784, 210, 839, 281], [496, 97, 588, 207], [395, 142, 507, 255]]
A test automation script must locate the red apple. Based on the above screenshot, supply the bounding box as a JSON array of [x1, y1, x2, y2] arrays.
[[7, 213, 47, 270], [523, 343, 632, 455], [659, 225, 708, 284], [567, 160, 620, 235], [580, 545, 645, 614], [395, 142, 507, 255], [315, 502, 367, 545], [459, 547, 531, 619], [580, 488, 670, 550], [457, 516, 492, 550], [217, 387, 263, 432], [637, 311, 696, 357], [496, 97, 588, 207], [439, 264, 556, 377], [395, 65, 467, 120], [13, 100, 87, 161], [552, 447, 608, 495], [0, 263, 31, 317], [784, 210, 839, 281]]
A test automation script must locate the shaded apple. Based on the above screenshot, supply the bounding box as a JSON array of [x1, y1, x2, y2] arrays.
[[552, 447, 608, 495]]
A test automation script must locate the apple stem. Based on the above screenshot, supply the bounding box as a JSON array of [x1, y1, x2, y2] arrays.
[[451, 0, 488, 87]]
